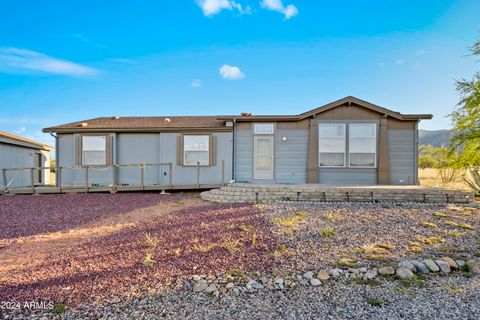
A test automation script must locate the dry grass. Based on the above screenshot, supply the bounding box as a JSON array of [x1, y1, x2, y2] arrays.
[[319, 227, 335, 238], [421, 222, 438, 228], [272, 211, 308, 230], [419, 168, 472, 191]]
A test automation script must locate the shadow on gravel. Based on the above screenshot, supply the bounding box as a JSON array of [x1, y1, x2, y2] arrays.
[[0, 193, 185, 240]]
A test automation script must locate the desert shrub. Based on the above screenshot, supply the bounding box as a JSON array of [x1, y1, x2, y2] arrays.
[[464, 167, 480, 194], [418, 154, 436, 169]]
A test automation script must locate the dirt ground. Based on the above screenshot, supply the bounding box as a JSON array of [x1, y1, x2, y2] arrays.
[[419, 168, 474, 191]]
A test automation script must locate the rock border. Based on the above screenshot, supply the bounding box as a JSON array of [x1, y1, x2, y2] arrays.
[[190, 257, 480, 296]]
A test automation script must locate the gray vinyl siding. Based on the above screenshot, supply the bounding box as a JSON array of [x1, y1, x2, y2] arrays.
[[275, 130, 308, 184], [160, 132, 232, 186], [0, 143, 45, 188], [389, 130, 416, 185], [56, 132, 232, 187], [117, 133, 160, 185], [58, 133, 115, 186], [56, 134, 75, 186], [235, 130, 253, 182], [318, 168, 377, 185]]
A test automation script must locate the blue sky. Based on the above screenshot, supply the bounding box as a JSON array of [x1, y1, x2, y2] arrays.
[[0, 0, 479, 145]]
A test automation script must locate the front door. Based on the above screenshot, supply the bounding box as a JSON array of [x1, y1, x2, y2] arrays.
[[253, 136, 274, 180]]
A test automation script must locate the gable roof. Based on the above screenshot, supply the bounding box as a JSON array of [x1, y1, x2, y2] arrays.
[[42, 96, 432, 133], [0, 131, 54, 151], [43, 116, 228, 133], [218, 96, 433, 121]]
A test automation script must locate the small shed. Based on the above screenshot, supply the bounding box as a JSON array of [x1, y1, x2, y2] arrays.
[[0, 131, 54, 189]]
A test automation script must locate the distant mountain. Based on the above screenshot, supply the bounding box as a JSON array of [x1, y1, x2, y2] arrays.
[[419, 129, 452, 147]]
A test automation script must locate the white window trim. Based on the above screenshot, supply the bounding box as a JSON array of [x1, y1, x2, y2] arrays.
[[81, 135, 107, 166], [254, 123, 275, 135], [348, 123, 377, 168], [183, 135, 210, 166], [318, 123, 346, 168]]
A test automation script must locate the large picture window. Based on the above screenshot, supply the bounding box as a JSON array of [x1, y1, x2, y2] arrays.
[[349, 123, 377, 167], [184, 135, 209, 166], [82, 135, 107, 165], [318, 123, 346, 167]]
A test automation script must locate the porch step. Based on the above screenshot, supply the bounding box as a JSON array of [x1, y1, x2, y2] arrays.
[[201, 183, 475, 204]]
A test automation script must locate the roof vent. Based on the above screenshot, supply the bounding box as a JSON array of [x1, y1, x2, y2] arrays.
[[112, 116, 120, 120], [240, 112, 252, 117], [164, 118, 171, 123], [79, 122, 88, 127]]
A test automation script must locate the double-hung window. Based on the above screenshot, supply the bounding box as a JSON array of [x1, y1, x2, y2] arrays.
[[82, 135, 107, 165], [183, 135, 209, 166], [349, 123, 377, 167], [318, 123, 346, 167]]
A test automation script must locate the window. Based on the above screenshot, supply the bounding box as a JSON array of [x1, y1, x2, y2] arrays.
[[184, 135, 209, 166], [349, 123, 377, 167], [82, 136, 107, 165], [318, 123, 346, 167], [254, 123, 274, 135]]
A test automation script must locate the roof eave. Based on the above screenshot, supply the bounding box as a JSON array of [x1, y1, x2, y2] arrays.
[[42, 126, 232, 133]]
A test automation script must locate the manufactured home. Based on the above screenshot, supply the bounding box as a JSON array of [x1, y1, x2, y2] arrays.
[[42, 96, 432, 188], [0, 131, 53, 189]]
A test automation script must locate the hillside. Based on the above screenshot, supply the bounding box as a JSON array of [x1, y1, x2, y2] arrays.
[[419, 129, 452, 147]]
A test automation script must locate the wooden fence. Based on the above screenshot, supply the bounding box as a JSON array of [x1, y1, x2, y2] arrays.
[[1, 160, 226, 194]]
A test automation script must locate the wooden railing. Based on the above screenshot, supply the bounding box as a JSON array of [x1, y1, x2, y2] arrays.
[[1, 160, 226, 194]]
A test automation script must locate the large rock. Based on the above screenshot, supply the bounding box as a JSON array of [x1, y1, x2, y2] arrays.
[[365, 269, 378, 280], [193, 279, 208, 292], [396, 267, 414, 280], [410, 260, 429, 274], [378, 266, 395, 276], [310, 278, 322, 286], [205, 284, 218, 294], [246, 280, 264, 290], [398, 261, 416, 272], [329, 269, 342, 278], [435, 260, 451, 274], [439, 257, 458, 269], [317, 270, 331, 281], [466, 259, 480, 274], [456, 260, 466, 271], [303, 271, 314, 280], [422, 259, 440, 272]]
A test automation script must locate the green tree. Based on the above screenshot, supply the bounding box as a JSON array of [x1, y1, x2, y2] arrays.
[[450, 38, 480, 193], [450, 38, 480, 166]]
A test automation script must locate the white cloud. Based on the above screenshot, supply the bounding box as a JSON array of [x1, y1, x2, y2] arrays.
[[261, 0, 298, 19], [219, 64, 245, 80], [14, 126, 26, 135], [0, 47, 98, 77], [395, 58, 405, 65], [196, 0, 250, 16], [190, 79, 203, 88]]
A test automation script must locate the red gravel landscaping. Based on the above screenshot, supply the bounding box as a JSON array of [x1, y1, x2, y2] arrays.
[[0, 193, 279, 306], [0, 193, 185, 239]]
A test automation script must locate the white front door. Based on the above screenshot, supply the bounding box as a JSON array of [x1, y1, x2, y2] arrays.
[[253, 136, 274, 180]]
